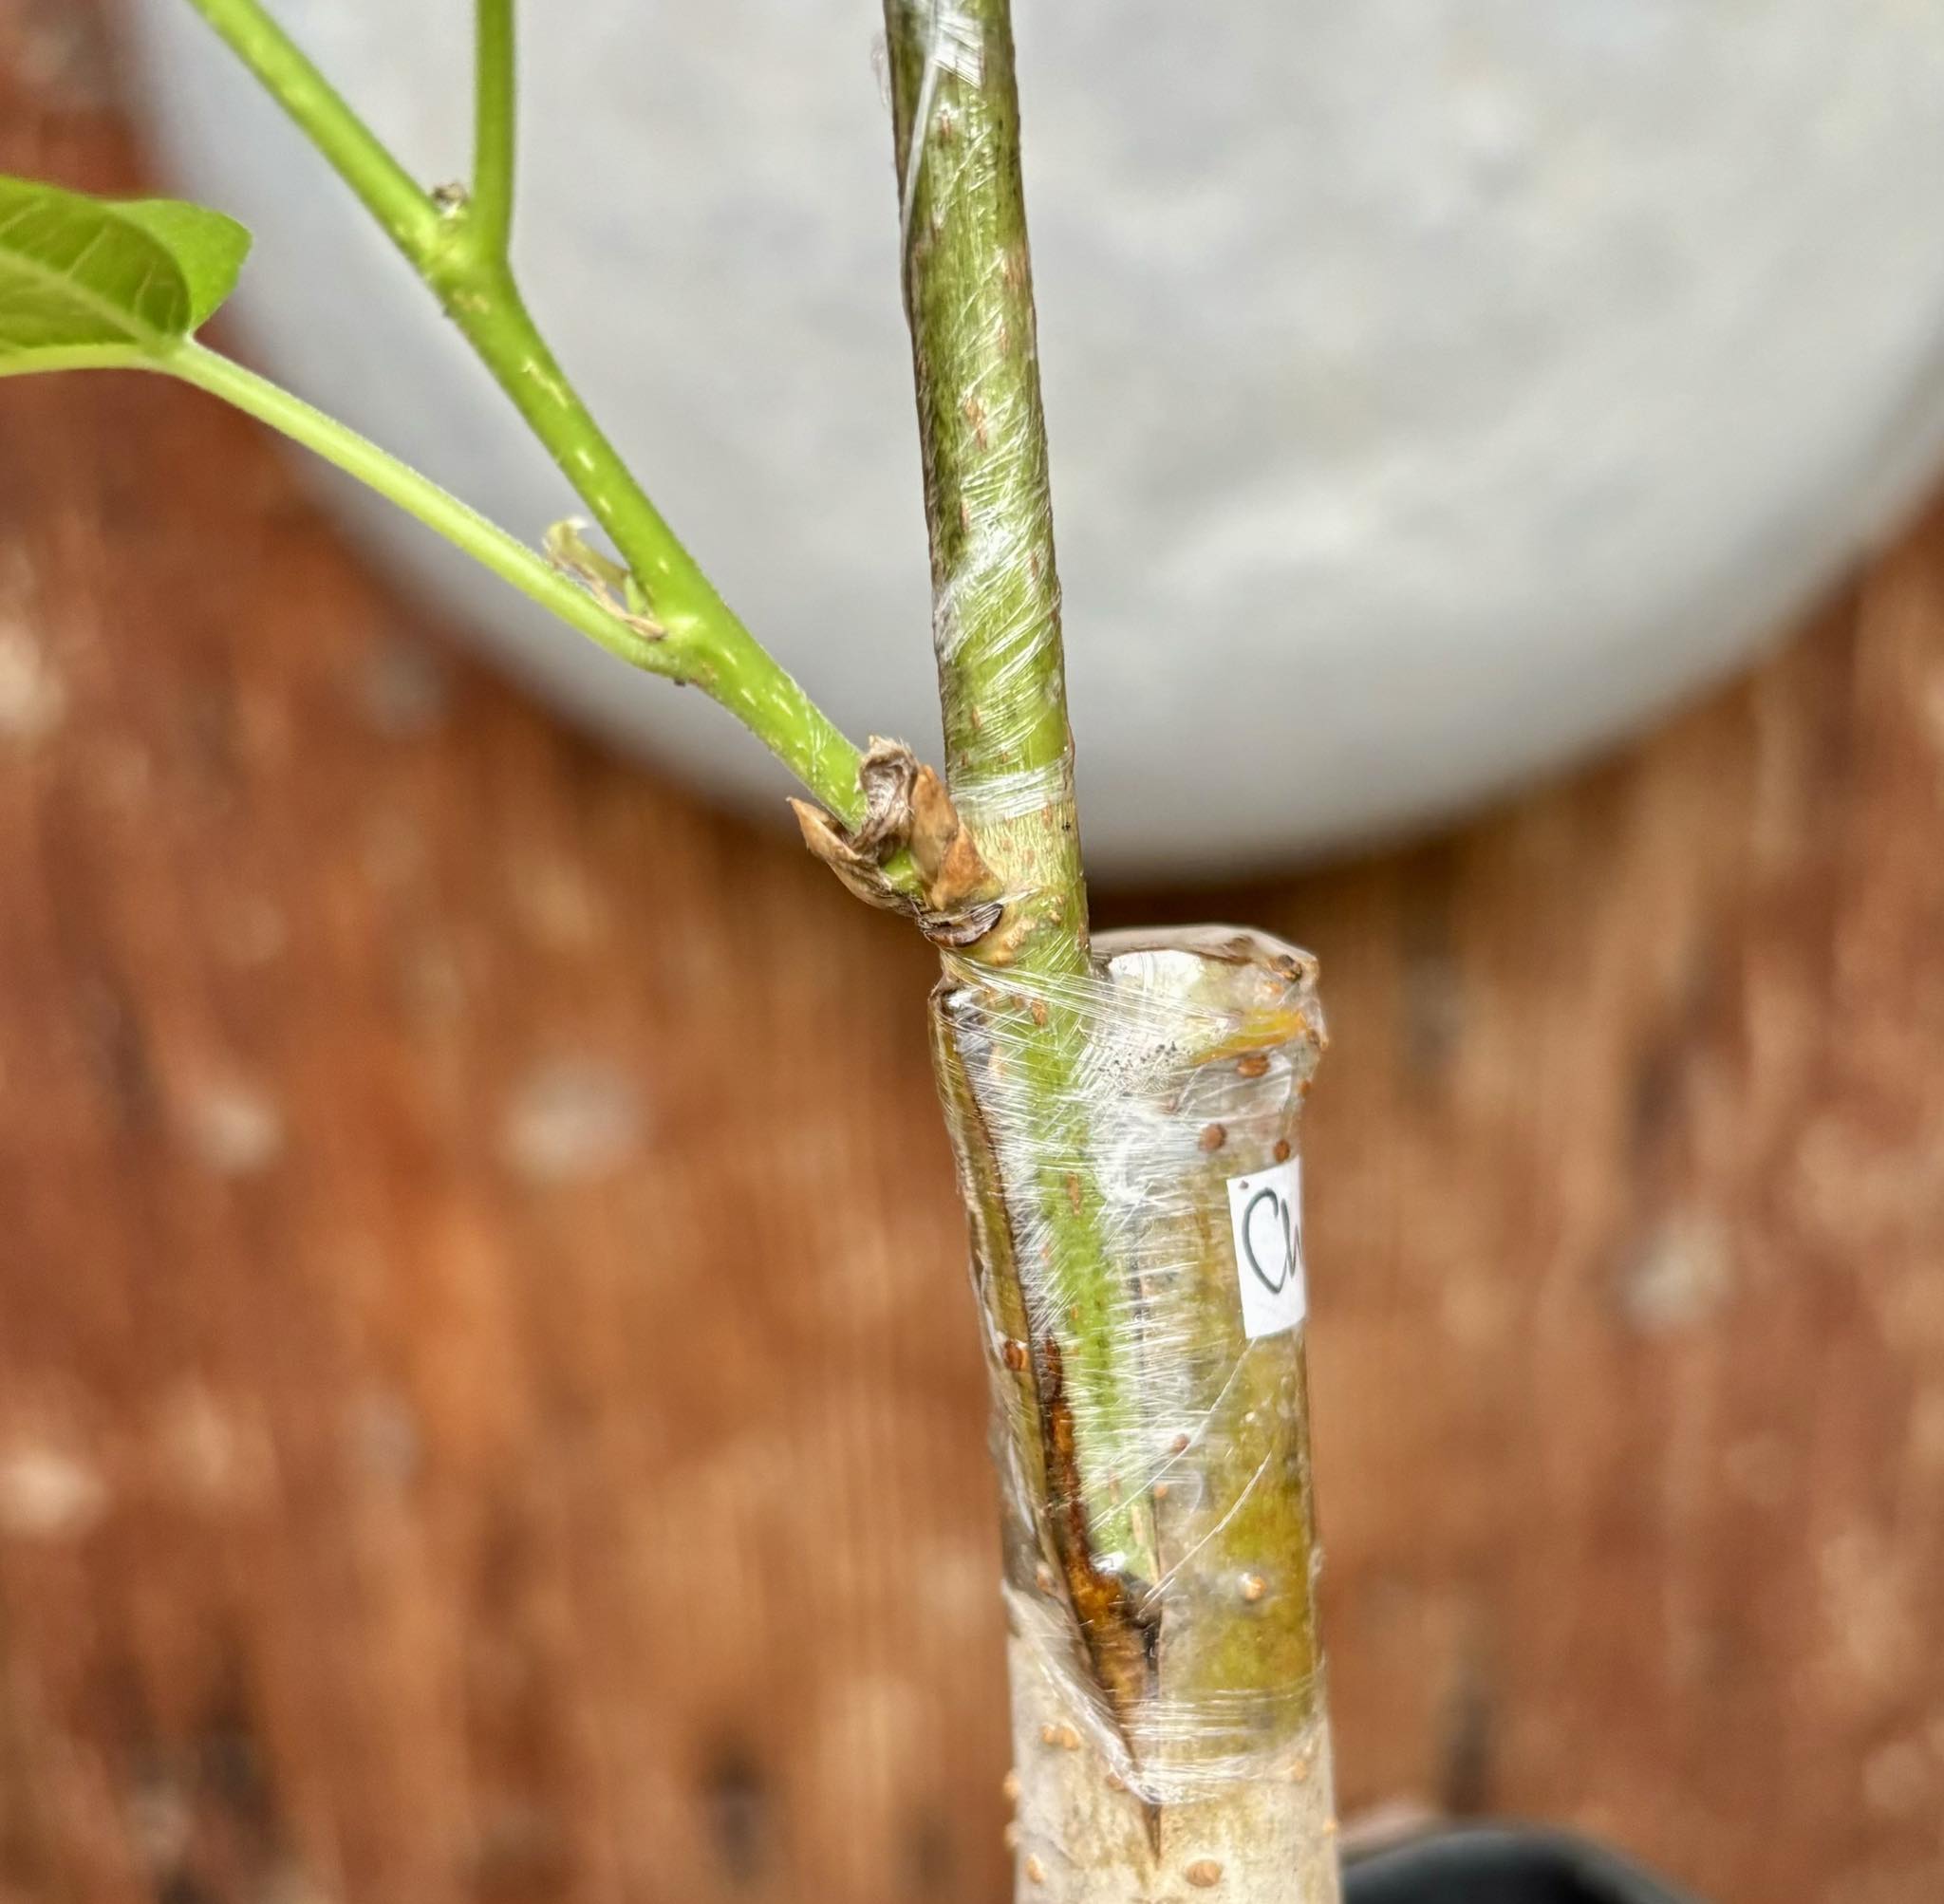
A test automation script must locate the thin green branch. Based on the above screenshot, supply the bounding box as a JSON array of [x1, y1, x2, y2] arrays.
[[469, 0, 517, 264], [182, 0, 888, 836], [14, 340, 655, 668], [0, 344, 159, 381], [10, 330, 878, 816], [428, 269, 873, 813], [165, 343, 664, 674], [882, 0, 1088, 977], [183, 0, 441, 266]]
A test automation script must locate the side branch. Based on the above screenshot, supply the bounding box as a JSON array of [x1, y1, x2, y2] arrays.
[[469, 0, 518, 263], [184, 0, 441, 260], [184, 0, 901, 839]]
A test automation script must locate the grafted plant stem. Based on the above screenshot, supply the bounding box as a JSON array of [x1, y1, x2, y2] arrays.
[[882, 0, 1087, 979], [881, 0, 1153, 1602], [884, 10, 1340, 1904]]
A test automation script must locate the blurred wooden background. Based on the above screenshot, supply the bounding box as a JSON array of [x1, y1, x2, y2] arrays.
[[4, 7, 1943, 1902]]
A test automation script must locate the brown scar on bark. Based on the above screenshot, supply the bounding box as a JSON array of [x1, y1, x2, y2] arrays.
[[1031, 1336, 1162, 1853]]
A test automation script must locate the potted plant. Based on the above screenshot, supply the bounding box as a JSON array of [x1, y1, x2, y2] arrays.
[[0, 4, 1705, 1897]]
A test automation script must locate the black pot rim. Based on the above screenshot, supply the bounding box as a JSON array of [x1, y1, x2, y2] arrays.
[[1342, 1823, 1697, 1903]]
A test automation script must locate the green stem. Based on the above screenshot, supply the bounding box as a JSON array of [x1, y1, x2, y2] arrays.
[[13, 346, 564, 617], [163, 344, 664, 674], [174, 345, 875, 806], [9, 336, 879, 805], [882, 0, 1088, 978], [184, 0, 878, 831], [182, 0, 441, 264], [0, 345, 157, 381], [469, 0, 517, 263], [883, 0, 1143, 1663], [435, 267, 869, 812]]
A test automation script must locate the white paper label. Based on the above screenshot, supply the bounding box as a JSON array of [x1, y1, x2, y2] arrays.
[[1226, 1158, 1306, 1341]]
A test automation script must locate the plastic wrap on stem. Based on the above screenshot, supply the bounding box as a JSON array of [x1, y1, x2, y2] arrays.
[[932, 925, 1334, 1806], [886, 0, 1080, 942]]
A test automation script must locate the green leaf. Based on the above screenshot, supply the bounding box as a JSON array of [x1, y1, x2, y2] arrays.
[[0, 175, 251, 362], [111, 197, 252, 330]]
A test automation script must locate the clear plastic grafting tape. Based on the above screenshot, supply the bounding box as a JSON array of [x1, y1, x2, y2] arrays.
[[933, 925, 1338, 1892]]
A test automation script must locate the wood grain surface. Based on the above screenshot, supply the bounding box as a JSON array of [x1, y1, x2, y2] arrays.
[[3, 9, 1942, 1902]]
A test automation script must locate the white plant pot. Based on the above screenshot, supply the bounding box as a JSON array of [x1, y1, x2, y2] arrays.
[[125, 0, 1944, 873]]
